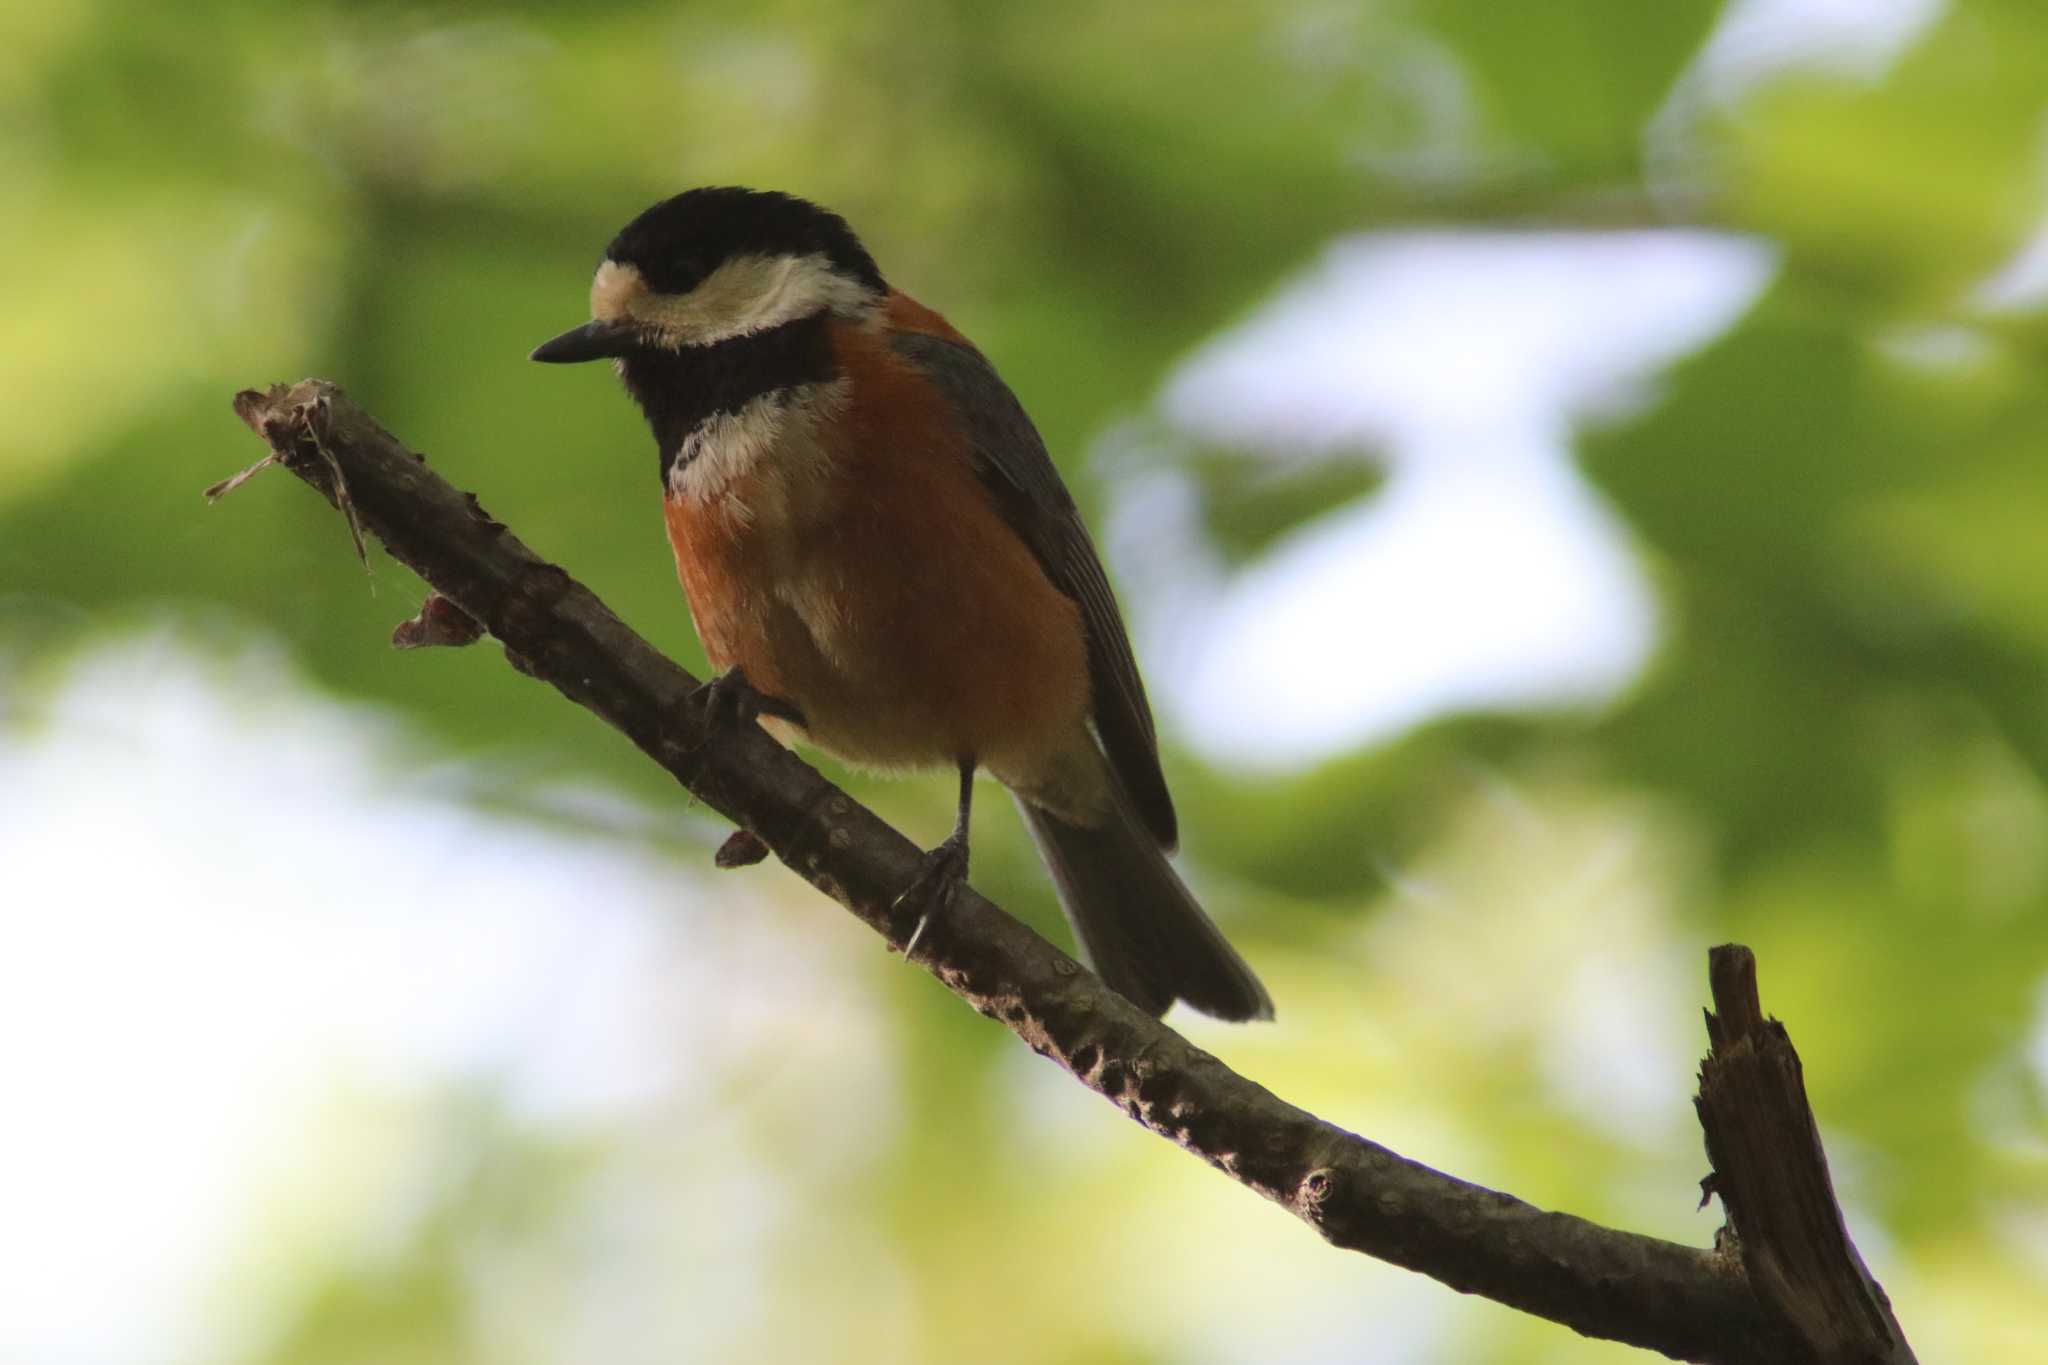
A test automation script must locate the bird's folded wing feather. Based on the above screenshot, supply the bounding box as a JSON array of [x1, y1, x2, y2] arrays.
[[889, 329, 1179, 850]]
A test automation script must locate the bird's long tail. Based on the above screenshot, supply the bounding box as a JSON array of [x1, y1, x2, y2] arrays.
[[1016, 790, 1272, 1021]]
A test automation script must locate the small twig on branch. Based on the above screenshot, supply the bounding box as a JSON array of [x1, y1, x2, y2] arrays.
[[391, 591, 486, 650], [220, 379, 1909, 1363]]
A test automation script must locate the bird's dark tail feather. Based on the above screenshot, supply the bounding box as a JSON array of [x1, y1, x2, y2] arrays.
[[1016, 793, 1272, 1022]]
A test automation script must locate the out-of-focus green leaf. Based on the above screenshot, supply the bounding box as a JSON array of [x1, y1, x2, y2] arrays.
[[1419, 0, 1727, 171], [1184, 447, 1388, 566]]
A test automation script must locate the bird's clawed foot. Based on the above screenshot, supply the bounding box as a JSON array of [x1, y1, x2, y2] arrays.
[[692, 666, 806, 735], [895, 831, 969, 961]]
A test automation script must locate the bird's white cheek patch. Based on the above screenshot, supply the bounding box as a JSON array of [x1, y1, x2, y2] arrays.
[[634, 254, 874, 346]]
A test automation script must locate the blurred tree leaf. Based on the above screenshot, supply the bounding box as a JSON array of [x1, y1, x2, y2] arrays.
[[1184, 446, 1388, 567], [1418, 0, 1728, 172]]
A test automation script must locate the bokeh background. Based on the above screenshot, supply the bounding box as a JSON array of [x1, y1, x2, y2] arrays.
[[5, 0, 2047, 1360]]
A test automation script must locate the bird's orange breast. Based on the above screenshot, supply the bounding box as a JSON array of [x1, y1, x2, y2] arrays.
[[660, 297, 1094, 806], [663, 483, 776, 682]]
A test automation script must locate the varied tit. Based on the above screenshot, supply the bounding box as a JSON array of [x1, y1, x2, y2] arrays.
[[532, 187, 1271, 1022]]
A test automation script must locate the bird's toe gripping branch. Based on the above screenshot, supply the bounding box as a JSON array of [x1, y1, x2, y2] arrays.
[[693, 666, 807, 733], [894, 830, 970, 959]]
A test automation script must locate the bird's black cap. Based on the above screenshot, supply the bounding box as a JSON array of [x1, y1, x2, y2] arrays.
[[603, 187, 887, 297]]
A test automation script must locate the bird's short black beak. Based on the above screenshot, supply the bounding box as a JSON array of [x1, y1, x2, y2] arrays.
[[530, 319, 642, 363]]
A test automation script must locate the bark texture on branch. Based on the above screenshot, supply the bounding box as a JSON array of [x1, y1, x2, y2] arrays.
[[223, 379, 1905, 1363], [1697, 946, 1917, 1364]]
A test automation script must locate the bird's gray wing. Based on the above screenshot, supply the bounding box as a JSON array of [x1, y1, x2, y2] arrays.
[[891, 329, 1178, 849]]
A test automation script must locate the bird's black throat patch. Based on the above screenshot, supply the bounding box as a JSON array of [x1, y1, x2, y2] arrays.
[[619, 312, 838, 486]]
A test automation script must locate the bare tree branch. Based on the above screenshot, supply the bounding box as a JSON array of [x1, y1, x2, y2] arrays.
[[1697, 947, 1917, 1363], [222, 378, 1911, 1364]]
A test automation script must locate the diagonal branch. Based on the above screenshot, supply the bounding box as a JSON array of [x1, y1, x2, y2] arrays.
[[221, 379, 1907, 1364]]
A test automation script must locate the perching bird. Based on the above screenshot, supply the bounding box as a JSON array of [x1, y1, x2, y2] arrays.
[[532, 187, 1271, 1021]]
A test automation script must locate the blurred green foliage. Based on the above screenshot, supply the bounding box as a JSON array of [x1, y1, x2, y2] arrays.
[[5, 0, 2047, 1361]]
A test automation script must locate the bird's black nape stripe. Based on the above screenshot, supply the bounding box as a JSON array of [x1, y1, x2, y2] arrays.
[[607, 187, 886, 298], [619, 312, 838, 485]]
